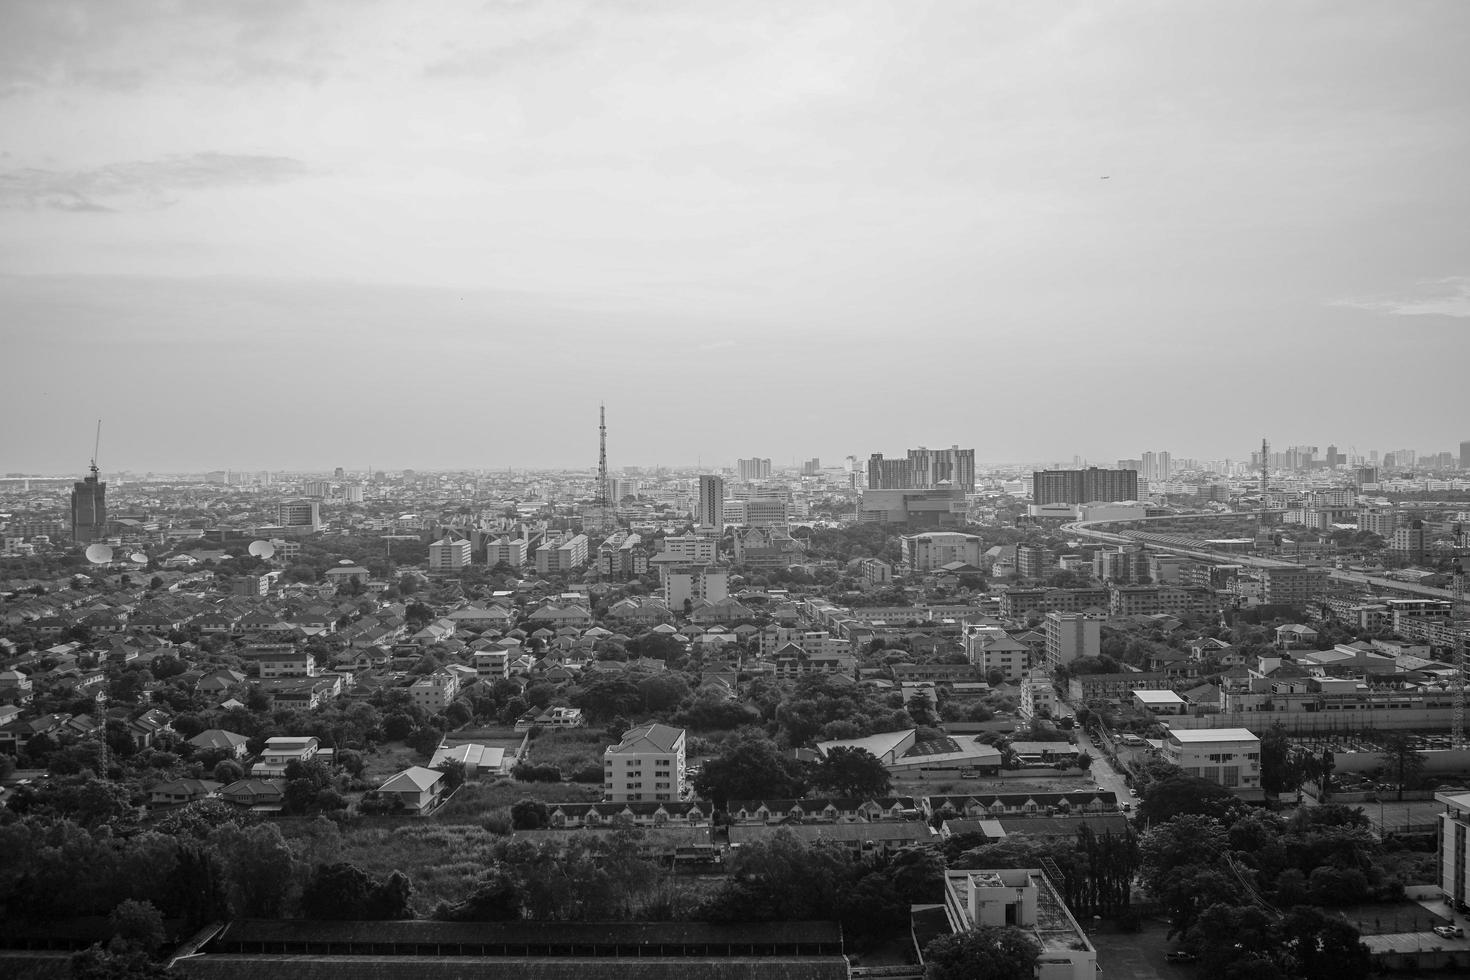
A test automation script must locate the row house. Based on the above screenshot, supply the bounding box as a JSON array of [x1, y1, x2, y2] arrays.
[[923, 790, 1120, 820], [262, 676, 341, 711], [771, 645, 857, 679], [546, 801, 711, 829], [726, 796, 920, 824]]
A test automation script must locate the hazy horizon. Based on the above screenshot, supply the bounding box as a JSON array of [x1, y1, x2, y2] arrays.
[[3, 2, 1468, 473]]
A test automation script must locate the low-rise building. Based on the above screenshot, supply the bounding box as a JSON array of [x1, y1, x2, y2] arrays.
[[1160, 727, 1261, 794], [603, 723, 686, 803], [939, 868, 1097, 980]]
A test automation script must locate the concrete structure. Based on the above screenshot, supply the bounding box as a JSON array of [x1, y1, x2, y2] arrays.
[[737, 457, 772, 481], [858, 487, 968, 526], [604, 723, 686, 803], [409, 670, 459, 713], [1019, 669, 1059, 723], [428, 535, 472, 571], [902, 532, 983, 572], [1031, 468, 1138, 506], [666, 565, 729, 611], [277, 499, 322, 532], [964, 625, 1030, 681], [697, 474, 724, 530], [485, 535, 529, 567], [940, 868, 1097, 980], [660, 533, 719, 564], [535, 533, 589, 573], [743, 496, 791, 528], [1260, 565, 1327, 606], [1044, 612, 1100, 668], [1438, 791, 1470, 910], [70, 467, 107, 544], [1160, 727, 1261, 792], [868, 445, 975, 493]]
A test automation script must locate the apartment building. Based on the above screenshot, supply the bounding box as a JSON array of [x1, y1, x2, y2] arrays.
[[486, 535, 529, 568], [604, 723, 686, 803], [409, 670, 459, 714], [902, 532, 983, 571], [536, 533, 589, 573], [1259, 566, 1328, 606], [1044, 612, 1100, 667], [428, 535, 472, 572], [964, 625, 1031, 682]]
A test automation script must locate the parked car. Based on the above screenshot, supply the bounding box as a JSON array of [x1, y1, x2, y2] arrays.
[[1165, 951, 1197, 963], [1433, 925, 1464, 939]]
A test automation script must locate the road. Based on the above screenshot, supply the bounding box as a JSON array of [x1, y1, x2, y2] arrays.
[[1072, 726, 1135, 808]]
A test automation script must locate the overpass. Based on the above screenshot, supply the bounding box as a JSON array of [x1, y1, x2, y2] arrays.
[[1062, 512, 1461, 601]]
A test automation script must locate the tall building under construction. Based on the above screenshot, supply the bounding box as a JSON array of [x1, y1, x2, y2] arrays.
[[71, 465, 107, 544]]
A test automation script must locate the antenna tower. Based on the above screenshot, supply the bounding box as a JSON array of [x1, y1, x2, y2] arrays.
[[1258, 437, 1270, 527], [595, 403, 610, 531]]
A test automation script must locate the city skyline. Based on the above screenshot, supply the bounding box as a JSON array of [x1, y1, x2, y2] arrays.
[[3, 2, 1469, 470]]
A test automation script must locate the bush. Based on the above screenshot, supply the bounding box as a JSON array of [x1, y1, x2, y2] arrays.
[[511, 762, 562, 783]]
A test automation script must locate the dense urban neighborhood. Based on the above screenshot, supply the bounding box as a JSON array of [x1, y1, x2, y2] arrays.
[[2, 448, 1469, 979]]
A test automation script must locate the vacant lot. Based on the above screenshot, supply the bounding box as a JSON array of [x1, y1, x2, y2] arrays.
[[359, 741, 426, 782], [433, 777, 601, 822]]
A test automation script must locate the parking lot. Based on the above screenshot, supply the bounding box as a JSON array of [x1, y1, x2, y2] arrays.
[[1088, 921, 1197, 980]]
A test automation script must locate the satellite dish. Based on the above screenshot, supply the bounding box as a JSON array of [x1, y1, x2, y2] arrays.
[[130, 552, 148, 565], [248, 539, 276, 559], [85, 543, 114, 564]]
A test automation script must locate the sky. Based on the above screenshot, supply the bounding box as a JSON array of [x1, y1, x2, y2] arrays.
[[1, 0, 1468, 474]]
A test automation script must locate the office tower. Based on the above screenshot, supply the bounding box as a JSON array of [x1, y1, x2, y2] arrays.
[[1461, 441, 1470, 469], [278, 500, 322, 531], [70, 465, 107, 544], [867, 445, 975, 493], [697, 475, 725, 529], [1116, 459, 1143, 472], [801, 457, 821, 476], [303, 481, 330, 498], [1031, 468, 1139, 505], [333, 467, 345, 480]]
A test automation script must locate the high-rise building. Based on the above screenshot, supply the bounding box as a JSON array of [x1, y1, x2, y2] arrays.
[[867, 445, 975, 493], [1139, 451, 1172, 482], [801, 457, 822, 477], [737, 458, 772, 481], [697, 475, 725, 530], [70, 466, 107, 544], [1031, 468, 1139, 506], [1044, 612, 1100, 668], [1461, 441, 1470, 470]]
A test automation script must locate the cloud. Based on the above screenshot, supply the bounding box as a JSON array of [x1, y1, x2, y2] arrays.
[[0, 153, 312, 211], [1333, 277, 1470, 319]]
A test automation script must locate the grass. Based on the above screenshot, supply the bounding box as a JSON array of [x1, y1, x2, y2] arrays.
[[433, 777, 601, 821], [337, 821, 503, 911], [360, 741, 427, 781], [523, 729, 609, 775]]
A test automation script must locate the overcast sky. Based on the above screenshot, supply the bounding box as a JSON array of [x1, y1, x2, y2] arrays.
[[2, 1, 1467, 474]]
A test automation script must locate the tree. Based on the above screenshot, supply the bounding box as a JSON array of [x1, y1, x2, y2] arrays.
[[809, 746, 892, 798], [1136, 774, 1245, 826], [923, 925, 1041, 980], [108, 899, 165, 957], [1258, 724, 1307, 797], [1377, 732, 1425, 801], [510, 798, 550, 830], [693, 734, 808, 809], [434, 759, 467, 791], [69, 947, 174, 980], [1275, 905, 1371, 980]]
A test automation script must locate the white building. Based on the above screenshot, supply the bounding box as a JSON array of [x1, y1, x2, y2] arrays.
[[659, 533, 719, 564], [940, 868, 1096, 980], [1019, 669, 1059, 723], [428, 535, 472, 571], [1044, 612, 1100, 668], [667, 565, 729, 611], [964, 625, 1030, 682], [744, 497, 791, 528], [1437, 791, 1470, 910], [902, 532, 983, 572], [1160, 727, 1261, 793], [486, 535, 529, 568], [536, 533, 589, 573], [603, 723, 686, 803], [409, 670, 459, 713]]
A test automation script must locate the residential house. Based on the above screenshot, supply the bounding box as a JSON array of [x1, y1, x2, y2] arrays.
[[376, 766, 447, 815]]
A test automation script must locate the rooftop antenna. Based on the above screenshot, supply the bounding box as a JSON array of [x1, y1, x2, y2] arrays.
[[596, 403, 610, 532]]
